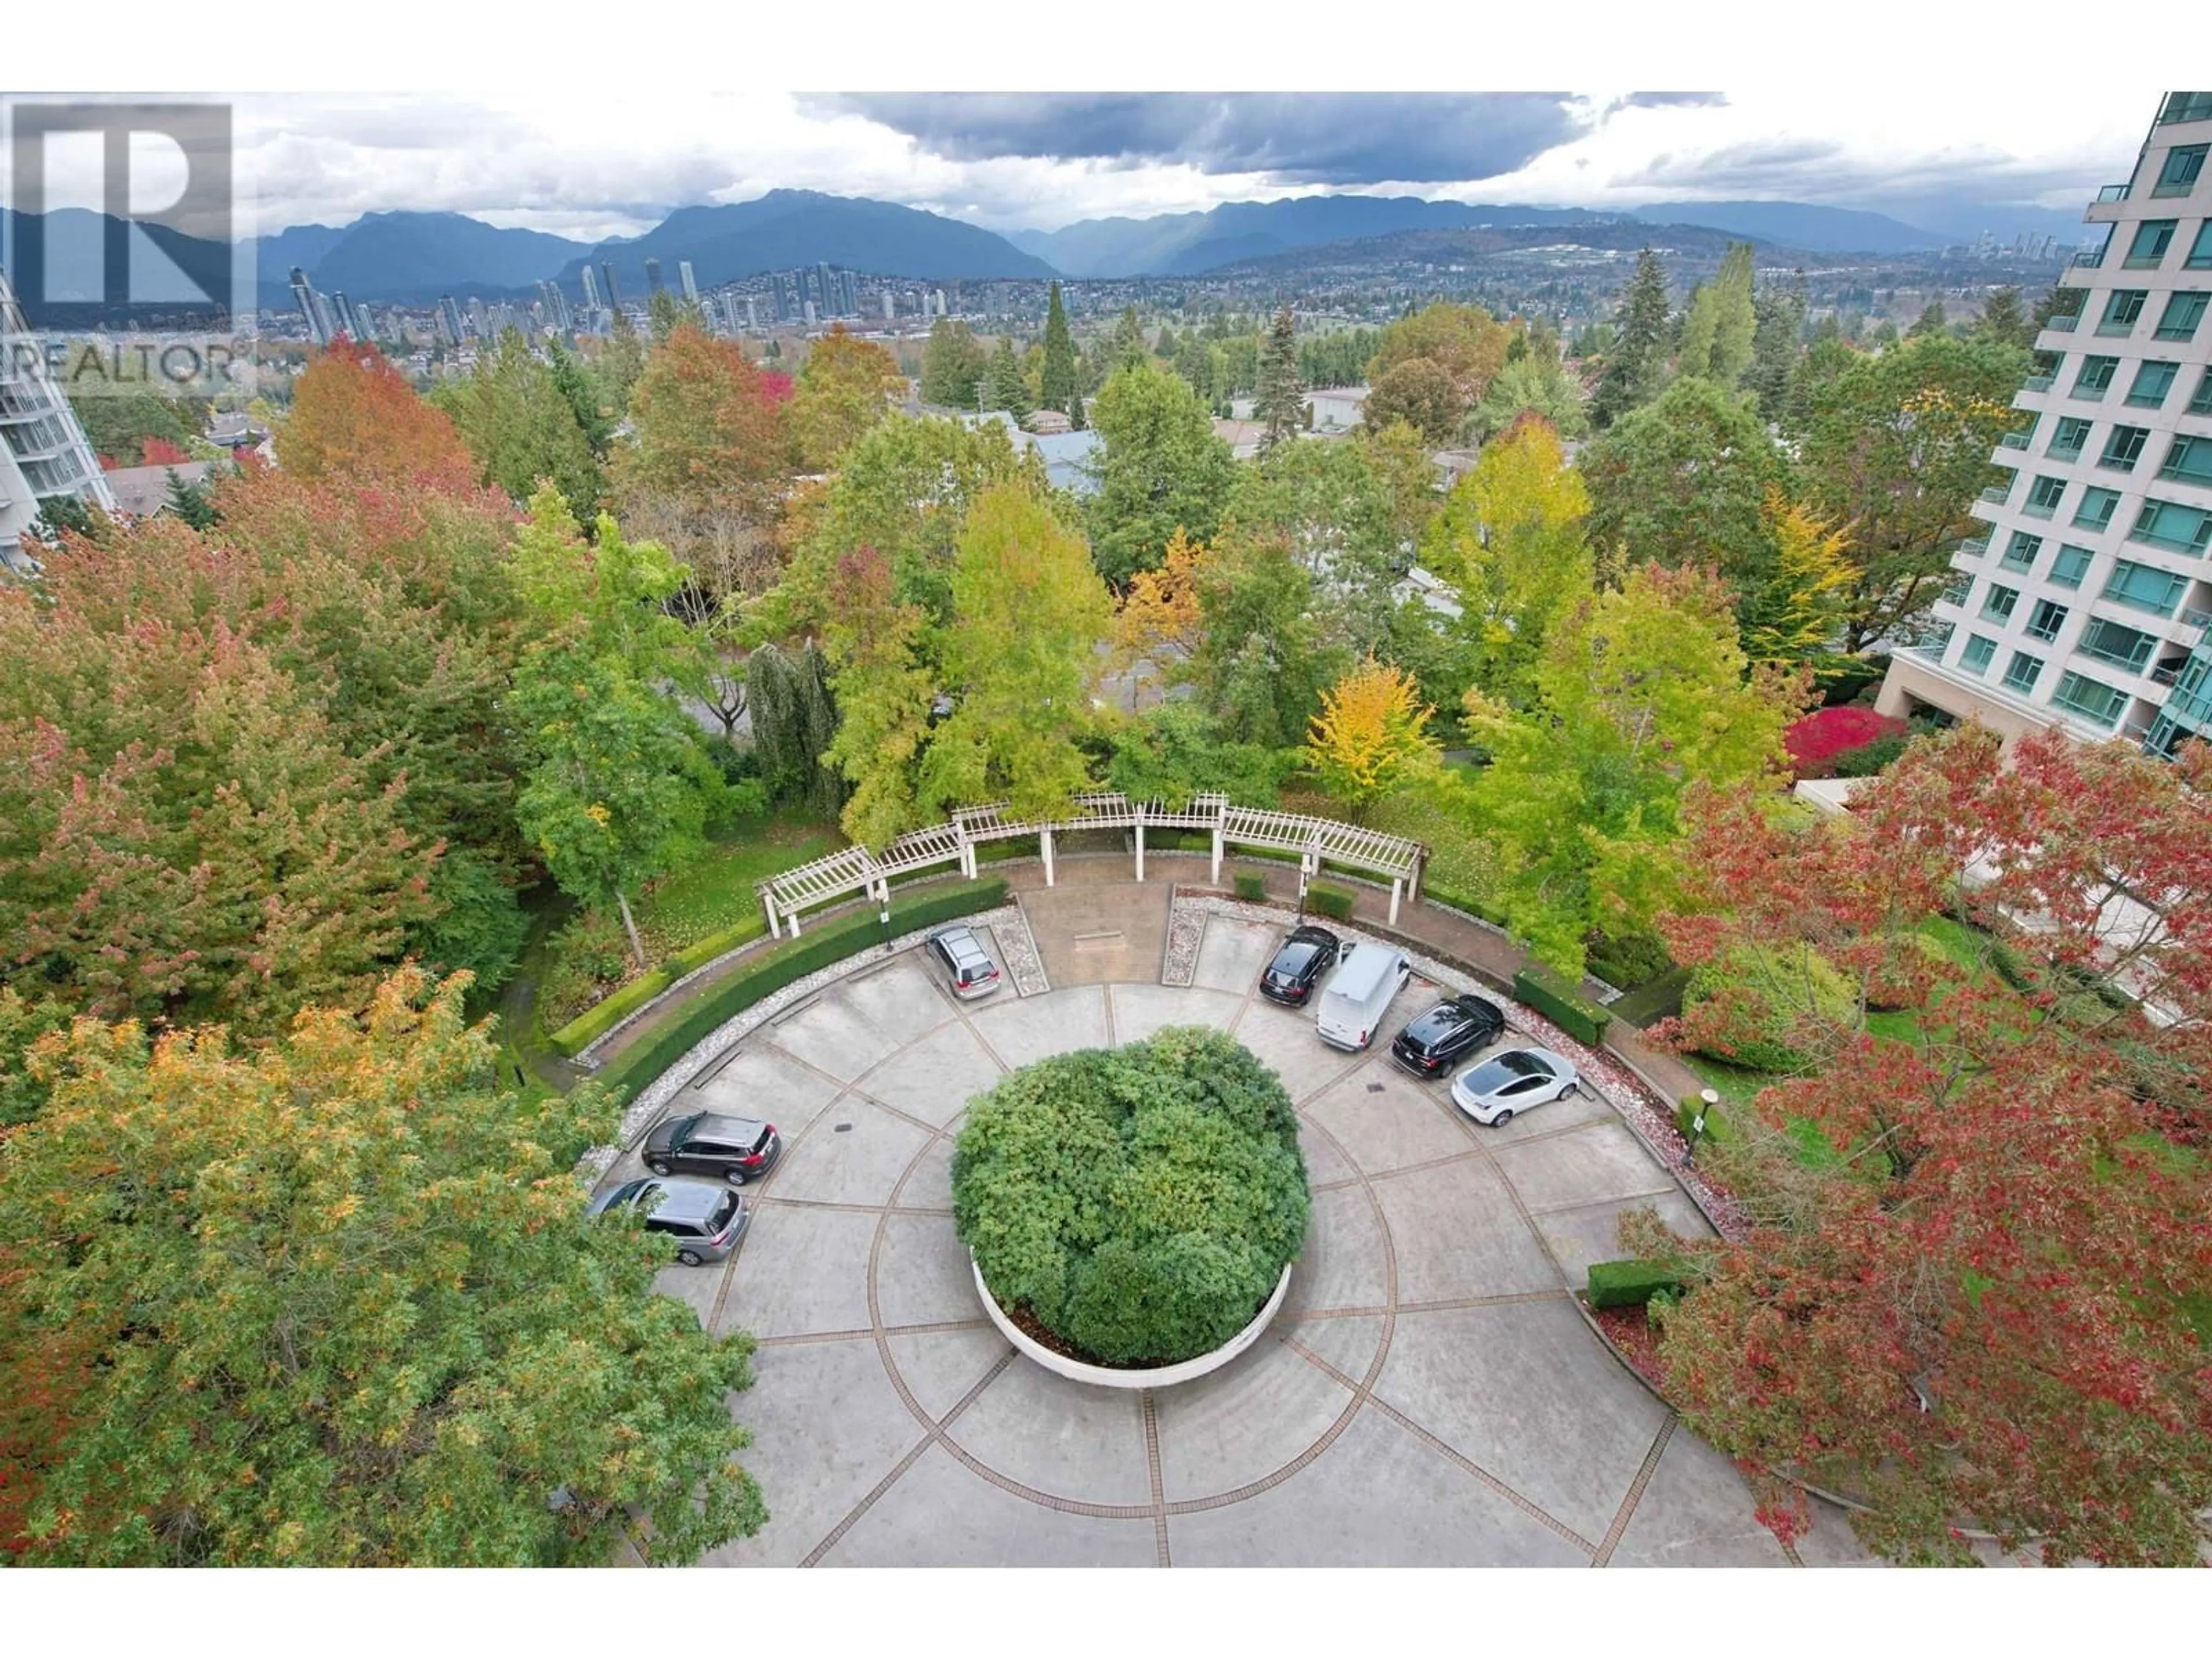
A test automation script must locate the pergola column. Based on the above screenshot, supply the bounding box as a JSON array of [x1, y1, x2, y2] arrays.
[[1041, 827, 1056, 886], [762, 886, 781, 940], [1134, 811, 1146, 882], [1389, 876, 1403, 926]]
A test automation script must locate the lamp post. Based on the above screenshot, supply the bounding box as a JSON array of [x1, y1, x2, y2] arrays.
[[879, 884, 892, 953], [1685, 1088, 1718, 1162]]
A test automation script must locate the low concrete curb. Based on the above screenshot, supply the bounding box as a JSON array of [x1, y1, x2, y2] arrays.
[[974, 1257, 1297, 1391]]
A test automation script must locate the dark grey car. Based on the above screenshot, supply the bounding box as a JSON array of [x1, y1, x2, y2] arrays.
[[643, 1111, 780, 1185], [588, 1177, 749, 1266], [926, 924, 1002, 1000]]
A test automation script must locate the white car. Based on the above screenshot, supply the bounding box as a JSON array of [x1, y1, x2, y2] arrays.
[[1449, 1047, 1581, 1126]]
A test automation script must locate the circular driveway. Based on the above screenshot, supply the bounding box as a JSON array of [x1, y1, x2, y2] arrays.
[[609, 900, 1869, 1567]]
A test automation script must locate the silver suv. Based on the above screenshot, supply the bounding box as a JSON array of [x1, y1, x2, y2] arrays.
[[926, 924, 1002, 1000]]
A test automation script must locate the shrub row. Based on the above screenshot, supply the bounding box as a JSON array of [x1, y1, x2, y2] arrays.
[[547, 967, 673, 1058], [593, 879, 1007, 1106], [665, 914, 770, 978], [1513, 964, 1611, 1048], [1306, 882, 1354, 921], [1233, 873, 1268, 902], [1588, 1257, 1688, 1309]]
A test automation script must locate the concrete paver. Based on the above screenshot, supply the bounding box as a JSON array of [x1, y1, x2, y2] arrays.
[[1019, 881, 1171, 987], [612, 875, 1827, 1568]]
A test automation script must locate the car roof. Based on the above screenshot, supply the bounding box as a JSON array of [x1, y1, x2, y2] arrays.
[[931, 926, 991, 964], [636, 1178, 730, 1224], [694, 1112, 768, 1142], [1467, 1049, 1557, 1086], [1287, 925, 1339, 947], [1324, 942, 1405, 999]]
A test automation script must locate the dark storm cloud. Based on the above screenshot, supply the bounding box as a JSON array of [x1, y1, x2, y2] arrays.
[[804, 92, 1593, 185]]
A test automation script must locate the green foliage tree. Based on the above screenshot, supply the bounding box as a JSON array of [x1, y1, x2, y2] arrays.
[[1220, 435, 1399, 657], [1190, 530, 1343, 750], [1171, 328, 1219, 406], [1907, 298, 1948, 338], [1975, 286, 2036, 351], [1787, 332, 2029, 649], [1102, 698, 1291, 809], [1468, 353, 1588, 442], [1253, 305, 1305, 449], [1105, 304, 1150, 372], [791, 325, 904, 471], [744, 638, 843, 817], [1085, 361, 1237, 585], [1040, 282, 1083, 425], [920, 317, 988, 410], [0, 967, 764, 1565], [920, 484, 1111, 820], [1456, 563, 1807, 974], [1677, 243, 1758, 388], [819, 545, 936, 850], [1589, 249, 1670, 429], [435, 328, 603, 513], [65, 387, 198, 467], [1580, 376, 1787, 591], [1745, 283, 1808, 422], [981, 335, 1033, 420]]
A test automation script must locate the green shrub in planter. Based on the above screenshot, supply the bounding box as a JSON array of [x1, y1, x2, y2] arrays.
[[1233, 873, 1268, 902], [1681, 943, 1855, 1074], [953, 1027, 1308, 1366], [665, 914, 770, 977], [1306, 882, 1353, 921], [1588, 1257, 1688, 1309], [547, 968, 672, 1058]]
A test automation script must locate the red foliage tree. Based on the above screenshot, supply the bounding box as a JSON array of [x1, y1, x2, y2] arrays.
[[139, 437, 192, 467], [1645, 725, 2212, 1564], [277, 339, 478, 495]]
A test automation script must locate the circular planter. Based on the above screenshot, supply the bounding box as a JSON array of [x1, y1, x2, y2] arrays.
[[972, 1256, 1296, 1390]]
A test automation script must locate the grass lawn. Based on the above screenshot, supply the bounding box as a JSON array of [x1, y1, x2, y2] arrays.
[[630, 808, 844, 960]]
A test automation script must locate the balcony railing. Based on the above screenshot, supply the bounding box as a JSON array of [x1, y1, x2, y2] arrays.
[[1958, 535, 1991, 558], [2073, 248, 2105, 268], [1999, 431, 2031, 449], [2044, 312, 2080, 332], [2024, 373, 2056, 393], [2152, 661, 2184, 687], [2096, 183, 2133, 203], [1980, 484, 2012, 503]]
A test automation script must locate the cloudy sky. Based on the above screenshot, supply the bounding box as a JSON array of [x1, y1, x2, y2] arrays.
[[190, 87, 2157, 241]]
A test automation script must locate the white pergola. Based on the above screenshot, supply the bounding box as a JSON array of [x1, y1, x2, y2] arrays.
[[757, 793, 1426, 938]]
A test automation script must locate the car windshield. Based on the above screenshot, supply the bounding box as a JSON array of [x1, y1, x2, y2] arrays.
[[708, 1191, 740, 1232]]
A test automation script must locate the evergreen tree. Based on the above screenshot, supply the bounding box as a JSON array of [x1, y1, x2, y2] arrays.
[[1040, 281, 1082, 425], [1745, 283, 1808, 422], [982, 336, 1032, 419], [1589, 249, 1669, 429], [1107, 305, 1149, 372], [1678, 243, 1756, 387], [1253, 304, 1306, 449], [1156, 325, 1179, 359], [1976, 286, 2035, 350], [1908, 299, 1948, 338], [921, 317, 987, 410], [161, 468, 220, 531]]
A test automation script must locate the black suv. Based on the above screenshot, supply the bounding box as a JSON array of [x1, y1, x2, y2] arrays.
[[1391, 993, 1508, 1080], [1259, 925, 1343, 1006], [643, 1111, 781, 1185]]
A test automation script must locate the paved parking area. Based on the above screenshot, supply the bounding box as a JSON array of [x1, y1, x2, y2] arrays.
[[604, 904, 1874, 1567]]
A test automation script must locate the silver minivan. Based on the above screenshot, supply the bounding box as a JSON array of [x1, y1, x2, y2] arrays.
[[1315, 942, 1412, 1052], [925, 924, 1003, 1000]]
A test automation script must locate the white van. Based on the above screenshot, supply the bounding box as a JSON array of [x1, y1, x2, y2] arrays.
[[1315, 942, 1412, 1052]]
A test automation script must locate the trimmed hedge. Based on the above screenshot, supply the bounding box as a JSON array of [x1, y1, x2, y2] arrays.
[[1233, 873, 1268, 902], [594, 878, 1007, 1104], [547, 967, 673, 1058], [954, 1026, 1308, 1366], [665, 914, 770, 977], [1588, 1257, 1688, 1309], [1306, 882, 1354, 921], [1514, 964, 1611, 1047]]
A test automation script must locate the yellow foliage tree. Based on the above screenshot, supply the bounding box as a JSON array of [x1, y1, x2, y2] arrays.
[[1741, 489, 1859, 662], [1113, 527, 1207, 695], [1303, 657, 1440, 812]]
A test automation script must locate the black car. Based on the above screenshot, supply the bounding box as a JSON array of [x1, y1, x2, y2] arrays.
[[643, 1111, 781, 1185], [1391, 994, 1508, 1080], [1259, 925, 1342, 1006]]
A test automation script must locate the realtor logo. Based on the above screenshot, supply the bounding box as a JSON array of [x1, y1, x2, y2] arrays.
[[1, 99, 245, 328]]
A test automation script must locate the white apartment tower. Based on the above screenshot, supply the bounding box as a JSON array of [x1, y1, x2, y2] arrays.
[[0, 266, 119, 568], [1879, 91, 2212, 758]]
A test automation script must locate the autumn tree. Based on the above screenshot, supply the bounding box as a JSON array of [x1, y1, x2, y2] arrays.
[[919, 484, 1111, 820], [1085, 361, 1237, 585], [1738, 491, 1858, 662], [1366, 301, 1512, 422], [1645, 726, 2212, 1565], [819, 545, 937, 849], [1304, 657, 1440, 812], [1787, 331, 2029, 650], [791, 324, 904, 470], [1113, 525, 1208, 699], [615, 320, 790, 560], [0, 967, 765, 1565], [1456, 563, 1807, 973], [1253, 305, 1305, 449], [1363, 356, 1463, 444], [1417, 416, 1594, 708], [278, 339, 478, 493]]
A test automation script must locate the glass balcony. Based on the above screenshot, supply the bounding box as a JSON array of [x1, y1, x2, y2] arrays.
[[2096, 183, 2133, 202], [1980, 484, 2012, 503], [2073, 248, 2105, 268], [1999, 431, 2031, 449], [2024, 374, 2056, 393], [1959, 535, 1991, 558], [2044, 313, 2080, 332], [2159, 93, 2212, 126]]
